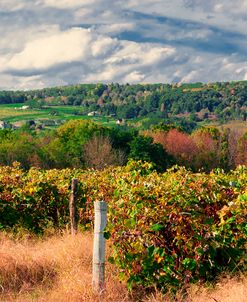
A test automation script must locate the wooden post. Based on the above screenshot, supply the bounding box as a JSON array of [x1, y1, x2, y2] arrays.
[[93, 201, 107, 293], [69, 178, 78, 235]]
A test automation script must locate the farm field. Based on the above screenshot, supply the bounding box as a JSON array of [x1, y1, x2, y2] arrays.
[[119, 114, 247, 133], [0, 103, 116, 126], [214, 120, 247, 135], [0, 103, 246, 133]]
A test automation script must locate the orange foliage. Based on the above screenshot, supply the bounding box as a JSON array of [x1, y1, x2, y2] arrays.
[[236, 135, 247, 166], [163, 129, 197, 165], [145, 130, 167, 148], [84, 134, 126, 169]]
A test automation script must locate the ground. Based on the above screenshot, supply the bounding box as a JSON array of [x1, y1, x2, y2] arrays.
[[0, 232, 246, 302]]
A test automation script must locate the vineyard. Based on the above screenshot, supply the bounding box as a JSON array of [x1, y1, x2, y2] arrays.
[[0, 161, 246, 292]]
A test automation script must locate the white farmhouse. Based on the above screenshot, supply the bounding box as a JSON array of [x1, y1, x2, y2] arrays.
[[0, 121, 7, 129]]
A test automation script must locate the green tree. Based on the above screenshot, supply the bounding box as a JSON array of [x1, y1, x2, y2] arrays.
[[129, 135, 172, 171]]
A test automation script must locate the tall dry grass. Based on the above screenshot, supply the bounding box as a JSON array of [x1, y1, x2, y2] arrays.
[[0, 232, 246, 302]]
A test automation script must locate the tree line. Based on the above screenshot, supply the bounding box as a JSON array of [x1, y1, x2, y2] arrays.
[[0, 81, 246, 126], [0, 120, 245, 171]]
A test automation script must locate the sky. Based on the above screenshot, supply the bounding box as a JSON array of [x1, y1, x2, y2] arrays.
[[0, 0, 247, 90]]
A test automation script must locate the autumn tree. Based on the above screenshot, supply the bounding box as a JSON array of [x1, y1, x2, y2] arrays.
[[235, 133, 247, 166], [163, 129, 197, 167], [191, 130, 219, 171], [83, 134, 126, 169]]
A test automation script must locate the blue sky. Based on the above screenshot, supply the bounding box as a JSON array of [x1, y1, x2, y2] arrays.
[[0, 0, 247, 89]]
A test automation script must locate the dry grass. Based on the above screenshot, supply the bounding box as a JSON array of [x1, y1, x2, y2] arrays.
[[0, 232, 246, 302], [216, 121, 247, 135], [0, 232, 129, 302], [187, 277, 247, 302]]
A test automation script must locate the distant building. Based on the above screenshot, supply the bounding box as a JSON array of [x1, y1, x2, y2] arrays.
[[116, 118, 125, 125], [20, 105, 30, 110], [87, 111, 100, 116], [0, 121, 8, 129]]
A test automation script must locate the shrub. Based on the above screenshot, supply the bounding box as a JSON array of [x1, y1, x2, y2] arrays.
[[0, 162, 246, 291], [106, 165, 247, 290]]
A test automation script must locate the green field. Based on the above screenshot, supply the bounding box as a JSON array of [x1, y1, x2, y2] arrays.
[[0, 103, 246, 132], [0, 104, 117, 126]]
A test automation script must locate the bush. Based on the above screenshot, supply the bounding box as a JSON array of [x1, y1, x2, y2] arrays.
[[0, 163, 86, 232], [0, 162, 246, 291], [106, 165, 247, 290]]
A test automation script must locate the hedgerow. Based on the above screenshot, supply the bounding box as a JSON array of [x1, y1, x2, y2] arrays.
[[0, 161, 246, 290], [106, 164, 246, 290]]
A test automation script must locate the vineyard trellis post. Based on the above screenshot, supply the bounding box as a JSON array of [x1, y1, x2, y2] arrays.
[[69, 178, 78, 235], [92, 200, 107, 293]]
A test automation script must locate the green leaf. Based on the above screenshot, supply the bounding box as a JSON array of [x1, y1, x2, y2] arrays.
[[147, 245, 155, 256], [108, 256, 114, 264], [104, 231, 111, 239], [151, 223, 164, 231]]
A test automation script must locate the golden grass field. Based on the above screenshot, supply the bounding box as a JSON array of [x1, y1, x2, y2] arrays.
[[0, 232, 246, 302], [0, 108, 41, 120], [215, 121, 247, 135]]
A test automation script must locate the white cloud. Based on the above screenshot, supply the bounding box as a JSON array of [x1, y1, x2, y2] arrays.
[[0, 0, 40, 11], [165, 28, 212, 41], [105, 41, 176, 66], [181, 70, 199, 82], [42, 0, 97, 9], [86, 39, 178, 83], [97, 23, 136, 35], [91, 36, 119, 58], [6, 28, 91, 71], [0, 25, 60, 56], [213, 1, 247, 14], [123, 71, 145, 82], [0, 23, 180, 86], [123, 0, 247, 34], [0, 0, 247, 89]]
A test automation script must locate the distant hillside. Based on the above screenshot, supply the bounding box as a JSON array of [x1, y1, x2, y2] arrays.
[[0, 81, 246, 127]]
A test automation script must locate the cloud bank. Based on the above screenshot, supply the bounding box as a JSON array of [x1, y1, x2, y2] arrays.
[[0, 0, 247, 89]]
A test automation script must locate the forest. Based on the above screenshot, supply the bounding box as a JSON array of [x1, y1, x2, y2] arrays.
[[0, 81, 246, 131], [0, 119, 246, 171], [0, 80, 246, 172]]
